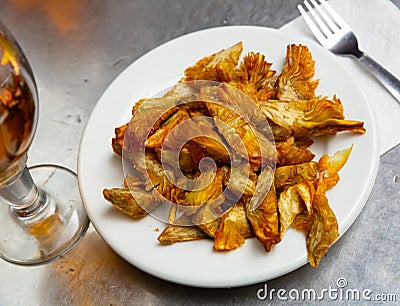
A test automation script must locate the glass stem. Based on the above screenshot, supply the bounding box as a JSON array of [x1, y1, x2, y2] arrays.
[[0, 165, 48, 219]]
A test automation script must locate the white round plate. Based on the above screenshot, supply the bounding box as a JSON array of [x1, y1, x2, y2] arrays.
[[78, 26, 379, 288]]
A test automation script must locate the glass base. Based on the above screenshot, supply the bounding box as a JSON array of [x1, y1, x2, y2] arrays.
[[0, 164, 90, 265]]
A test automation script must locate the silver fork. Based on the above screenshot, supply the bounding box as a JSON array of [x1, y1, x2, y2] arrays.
[[298, 0, 400, 103]]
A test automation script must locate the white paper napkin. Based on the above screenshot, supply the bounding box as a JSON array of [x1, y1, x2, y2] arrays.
[[280, 0, 400, 155]]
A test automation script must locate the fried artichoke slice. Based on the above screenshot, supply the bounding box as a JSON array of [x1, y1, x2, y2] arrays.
[[303, 147, 351, 267], [318, 146, 352, 176], [275, 162, 318, 190], [145, 108, 190, 149], [123, 84, 198, 152], [229, 52, 277, 101], [123, 150, 183, 207], [184, 42, 243, 82], [178, 167, 229, 226], [158, 225, 207, 245], [198, 218, 222, 238], [200, 84, 276, 166], [103, 188, 148, 219], [276, 137, 315, 166], [278, 186, 304, 235], [238, 52, 275, 89], [223, 161, 258, 197], [291, 212, 314, 235], [306, 176, 339, 267], [276, 44, 319, 101], [245, 167, 281, 251], [214, 201, 254, 251], [278, 180, 315, 235], [111, 124, 127, 156], [155, 146, 197, 173], [160, 109, 231, 165], [259, 96, 366, 138]]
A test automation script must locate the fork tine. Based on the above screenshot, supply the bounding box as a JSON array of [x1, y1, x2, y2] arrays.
[[298, 4, 326, 43], [303, 0, 332, 38], [319, 0, 350, 30], [309, 0, 337, 32]]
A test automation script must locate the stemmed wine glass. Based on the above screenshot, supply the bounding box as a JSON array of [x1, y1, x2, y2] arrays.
[[0, 20, 89, 265]]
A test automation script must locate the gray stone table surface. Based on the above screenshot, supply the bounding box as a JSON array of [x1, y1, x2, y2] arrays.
[[0, 0, 399, 304]]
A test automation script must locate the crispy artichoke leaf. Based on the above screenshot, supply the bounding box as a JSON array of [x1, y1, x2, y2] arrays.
[[246, 164, 274, 211], [228, 52, 277, 103], [295, 179, 315, 213], [224, 162, 258, 197], [214, 202, 254, 251], [124, 99, 178, 151], [318, 145, 353, 177], [268, 120, 292, 141], [291, 212, 314, 235], [198, 218, 222, 238], [200, 84, 276, 166], [237, 52, 276, 90], [183, 167, 225, 207], [259, 97, 365, 138], [276, 44, 319, 101], [112, 124, 127, 156], [155, 146, 197, 173], [176, 166, 230, 224], [145, 108, 190, 149], [278, 180, 315, 235], [103, 188, 149, 219], [124, 84, 198, 152], [305, 147, 352, 266], [126, 150, 183, 204], [306, 177, 339, 267], [184, 42, 243, 82], [276, 137, 315, 166], [158, 225, 207, 245], [303, 119, 366, 137], [245, 168, 281, 251], [275, 162, 318, 190], [144, 150, 173, 194], [161, 110, 231, 164], [316, 145, 353, 191], [173, 207, 223, 237], [278, 186, 304, 235]]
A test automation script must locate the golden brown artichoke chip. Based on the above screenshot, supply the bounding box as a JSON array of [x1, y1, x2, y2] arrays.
[[276, 137, 315, 166], [291, 212, 314, 236], [111, 124, 127, 156], [103, 188, 148, 219], [198, 218, 222, 238], [214, 201, 254, 251], [238, 52, 276, 90], [306, 177, 339, 267], [145, 108, 190, 149], [259, 97, 365, 138], [200, 84, 276, 166], [158, 225, 208, 245], [318, 145, 353, 177], [184, 42, 243, 82], [275, 162, 318, 190], [245, 168, 281, 252], [278, 186, 304, 235], [276, 44, 319, 101]]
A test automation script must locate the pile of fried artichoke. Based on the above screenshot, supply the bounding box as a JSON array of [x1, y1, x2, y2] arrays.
[[103, 42, 365, 267]]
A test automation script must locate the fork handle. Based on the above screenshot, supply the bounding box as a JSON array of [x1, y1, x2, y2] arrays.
[[357, 53, 400, 103]]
